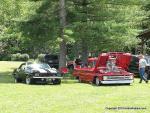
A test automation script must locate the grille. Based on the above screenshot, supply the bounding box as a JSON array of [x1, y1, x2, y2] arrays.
[[105, 76, 131, 80], [39, 73, 54, 77]]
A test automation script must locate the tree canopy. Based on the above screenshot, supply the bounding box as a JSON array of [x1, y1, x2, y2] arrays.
[[0, 0, 149, 67]]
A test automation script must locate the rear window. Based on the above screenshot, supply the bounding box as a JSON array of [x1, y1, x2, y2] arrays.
[[45, 55, 58, 60]]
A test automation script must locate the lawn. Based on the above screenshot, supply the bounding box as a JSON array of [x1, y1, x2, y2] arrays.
[[0, 61, 150, 113]]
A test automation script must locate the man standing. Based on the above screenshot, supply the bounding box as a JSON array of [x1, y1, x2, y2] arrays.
[[139, 54, 148, 83], [106, 57, 117, 72]]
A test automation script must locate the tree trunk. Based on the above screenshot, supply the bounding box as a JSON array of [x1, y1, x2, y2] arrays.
[[81, 0, 88, 66], [81, 39, 88, 66], [74, 42, 80, 59], [59, 0, 67, 69]]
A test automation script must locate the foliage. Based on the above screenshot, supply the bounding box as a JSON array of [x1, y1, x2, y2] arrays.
[[37, 54, 45, 62], [71, 0, 146, 51], [140, 1, 150, 54], [0, 54, 11, 61], [0, 0, 149, 64], [19, 0, 60, 56], [143, 1, 150, 29], [11, 53, 29, 61]]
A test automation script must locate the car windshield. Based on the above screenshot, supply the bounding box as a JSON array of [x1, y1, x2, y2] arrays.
[[88, 61, 97, 68], [30, 63, 51, 69]]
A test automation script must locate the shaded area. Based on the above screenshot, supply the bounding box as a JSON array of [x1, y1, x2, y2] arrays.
[[0, 71, 78, 84], [61, 79, 78, 84], [0, 72, 14, 83], [137, 30, 150, 54]]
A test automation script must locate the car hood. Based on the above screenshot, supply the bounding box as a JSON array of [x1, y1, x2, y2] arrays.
[[99, 69, 130, 75], [32, 68, 57, 73]]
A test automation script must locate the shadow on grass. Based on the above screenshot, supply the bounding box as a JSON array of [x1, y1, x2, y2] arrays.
[[61, 79, 133, 86], [0, 71, 79, 85], [92, 83, 133, 87], [61, 79, 79, 84], [74, 81, 133, 87], [0, 72, 134, 86], [0, 72, 14, 83]]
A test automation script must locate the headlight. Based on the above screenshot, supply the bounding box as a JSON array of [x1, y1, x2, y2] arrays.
[[53, 73, 61, 76], [103, 76, 108, 80], [129, 75, 133, 79], [35, 73, 39, 76], [124, 75, 133, 79]]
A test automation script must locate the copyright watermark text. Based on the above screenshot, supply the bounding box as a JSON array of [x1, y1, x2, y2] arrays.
[[106, 107, 147, 110]]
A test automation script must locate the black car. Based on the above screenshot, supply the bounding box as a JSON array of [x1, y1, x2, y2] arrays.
[[128, 55, 139, 74], [44, 54, 59, 69], [128, 55, 150, 79], [12, 62, 62, 84], [144, 55, 150, 79]]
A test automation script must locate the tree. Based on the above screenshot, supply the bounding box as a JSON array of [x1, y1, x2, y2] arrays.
[[0, 0, 148, 62], [0, 0, 23, 59], [59, 0, 67, 69], [69, 0, 147, 63], [139, 1, 150, 54]]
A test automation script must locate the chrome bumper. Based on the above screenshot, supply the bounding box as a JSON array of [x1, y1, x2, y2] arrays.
[[101, 80, 133, 84], [32, 76, 63, 79]]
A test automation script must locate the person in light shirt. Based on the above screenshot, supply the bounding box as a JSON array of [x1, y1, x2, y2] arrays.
[[139, 54, 148, 83], [106, 57, 117, 72]]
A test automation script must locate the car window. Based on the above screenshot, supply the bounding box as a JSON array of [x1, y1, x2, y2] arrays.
[[88, 61, 96, 68], [40, 64, 50, 69], [19, 64, 26, 70], [26, 66, 32, 70], [21, 65, 26, 70]]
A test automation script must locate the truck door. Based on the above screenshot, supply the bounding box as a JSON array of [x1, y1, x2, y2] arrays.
[[84, 60, 96, 81]]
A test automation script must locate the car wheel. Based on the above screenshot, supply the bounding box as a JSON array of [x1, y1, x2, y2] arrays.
[[14, 78, 21, 83], [53, 79, 61, 85], [26, 77, 33, 85], [95, 77, 100, 86]]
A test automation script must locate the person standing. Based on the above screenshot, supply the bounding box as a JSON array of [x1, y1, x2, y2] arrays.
[[106, 57, 117, 71], [139, 54, 148, 83]]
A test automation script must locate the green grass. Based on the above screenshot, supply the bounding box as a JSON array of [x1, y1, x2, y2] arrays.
[[0, 61, 150, 113]]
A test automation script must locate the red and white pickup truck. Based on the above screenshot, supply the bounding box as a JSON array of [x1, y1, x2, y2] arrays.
[[73, 52, 134, 86]]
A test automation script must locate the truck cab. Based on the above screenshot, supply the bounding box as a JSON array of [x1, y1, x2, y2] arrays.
[[73, 52, 134, 86]]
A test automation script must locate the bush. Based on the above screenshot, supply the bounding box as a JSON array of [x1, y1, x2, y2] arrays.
[[21, 54, 30, 61], [37, 54, 45, 62], [0, 54, 11, 61], [11, 53, 21, 61], [11, 53, 29, 61], [3, 55, 11, 61]]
